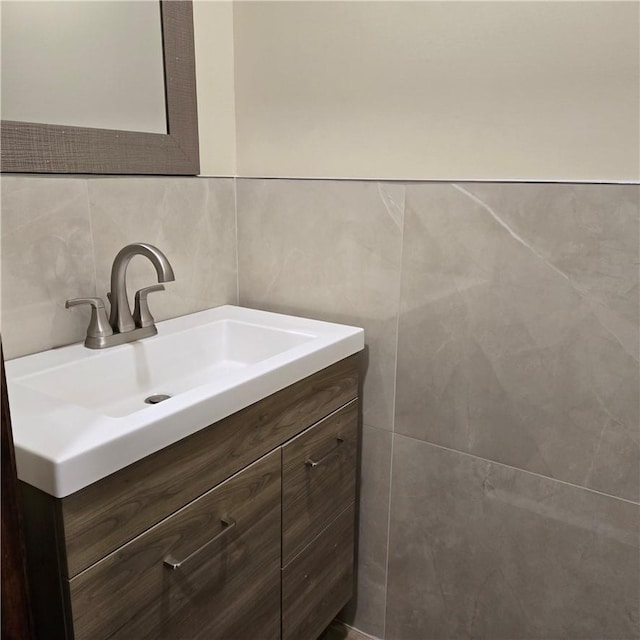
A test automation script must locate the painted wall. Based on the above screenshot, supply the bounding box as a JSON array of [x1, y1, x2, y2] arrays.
[[193, 0, 236, 176], [236, 178, 639, 639], [233, 1, 639, 181], [4, 1, 636, 180]]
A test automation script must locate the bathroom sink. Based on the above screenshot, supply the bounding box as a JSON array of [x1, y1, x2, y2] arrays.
[[6, 305, 364, 497], [14, 316, 319, 419]]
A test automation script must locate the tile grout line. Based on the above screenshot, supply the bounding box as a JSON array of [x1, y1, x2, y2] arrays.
[[395, 431, 640, 507], [382, 422, 395, 640], [382, 183, 407, 640], [84, 178, 100, 298], [233, 177, 240, 305]]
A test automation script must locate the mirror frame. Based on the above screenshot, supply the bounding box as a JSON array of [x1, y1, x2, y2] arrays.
[[0, 1, 199, 175]]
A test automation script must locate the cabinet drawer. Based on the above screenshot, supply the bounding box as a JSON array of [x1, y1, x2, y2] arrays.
[[68, 451, 281, 640], [61, 354, 358, 577], [282, 399, 358, 564], [282, 504, 355, 640]]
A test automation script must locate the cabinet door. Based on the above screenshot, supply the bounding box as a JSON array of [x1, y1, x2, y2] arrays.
[[69, 451, 281, 640], [282, 399, 358, 564], [282, 504, 355, 640]]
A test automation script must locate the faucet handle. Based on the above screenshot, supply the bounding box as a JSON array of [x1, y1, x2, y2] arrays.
[[133, 285, 165, 328], [65, 298, 114, 339]]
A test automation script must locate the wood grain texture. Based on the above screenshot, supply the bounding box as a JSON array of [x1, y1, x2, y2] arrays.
[[62, 354, 359, 577], [70, 451, 281, 640], [161, 0, 199, 166], [282, 504, 356, 640], [0, 1, 199, 175], [282, 400, 358, 565], [1, 344, 34, 640]]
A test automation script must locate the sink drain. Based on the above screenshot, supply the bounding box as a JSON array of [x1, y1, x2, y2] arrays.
[[144, 393, 172, 405]]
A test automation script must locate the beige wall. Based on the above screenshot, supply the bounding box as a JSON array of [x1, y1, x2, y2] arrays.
[[232, 1, 639, 181], [3, 1, 636, 180], [193, 0, 236, 176]]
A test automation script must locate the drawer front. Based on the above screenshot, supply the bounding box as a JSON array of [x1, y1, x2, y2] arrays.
[[282, 504, 355, 640], [62, 354, 359, 577], [282, 399, 358, 564], [69, 451, 281, 640]]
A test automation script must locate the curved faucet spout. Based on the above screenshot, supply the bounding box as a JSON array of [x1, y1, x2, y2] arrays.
[[109, 243, 175, 333]]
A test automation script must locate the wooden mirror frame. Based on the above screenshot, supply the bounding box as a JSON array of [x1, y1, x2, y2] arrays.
[[0, 1, 199, 175]]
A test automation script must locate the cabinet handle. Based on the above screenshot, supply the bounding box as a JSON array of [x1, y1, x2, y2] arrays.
[[305, 436, 345, 469], [163, 517, 236, 571]]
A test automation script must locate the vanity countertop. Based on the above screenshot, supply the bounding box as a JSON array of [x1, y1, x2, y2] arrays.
[[6, 305, 364, 497]]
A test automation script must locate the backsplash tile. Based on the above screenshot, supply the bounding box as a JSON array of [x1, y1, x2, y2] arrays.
[[87, 177, 237, 323], [1, 175, 237, 360], [460, 183, 639, 359], [236, 178, 404, 433], [236, 177, 638, 640], [1, 176, 96, 359], [395, 182, 639, 502], [385, 435, 640, 640], [2, 174, 636, 640]]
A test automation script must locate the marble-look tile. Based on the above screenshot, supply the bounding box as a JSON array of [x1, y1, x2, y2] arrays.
[[460, 183, 640, 359], [385, 435, 640, 640], [236, 179, 404, 432], [340, 425, 392, 639], [87, 177, 237, 322], [1, 176, 96, 359], [395, 183, 639, 501]]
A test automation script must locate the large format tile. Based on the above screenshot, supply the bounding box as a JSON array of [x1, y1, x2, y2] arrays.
[[340, 425, 392, 639], [87, 177, 237, 322], [237, 179, 404, 432], [395, 183, 639, 501], [461, 183, 639, 359], [1, 176, 96, 359], [386, 435, 640, 640]]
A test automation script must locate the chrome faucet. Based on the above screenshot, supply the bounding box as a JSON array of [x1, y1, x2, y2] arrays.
[[66, 243, 175, 349]]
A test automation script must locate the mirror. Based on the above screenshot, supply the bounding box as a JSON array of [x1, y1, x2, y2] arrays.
[[0, 0, 199, 175], [2, 1, 167, 133]]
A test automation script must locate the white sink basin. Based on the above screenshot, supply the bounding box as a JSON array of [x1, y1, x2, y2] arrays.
[[6, 305, 364, 497]]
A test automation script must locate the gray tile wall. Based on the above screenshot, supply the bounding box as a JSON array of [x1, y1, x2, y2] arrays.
[[236, 178, 403, 638], [1, 175, 238, 360], [2, 175, 637, 640], [236, 179, 639, 640]]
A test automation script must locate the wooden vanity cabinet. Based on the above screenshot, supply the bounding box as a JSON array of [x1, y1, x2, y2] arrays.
[[282, 399, 358, 565], [283, 504, 356, 640], [281, 399, 358, 640], [71, 451, 282, 640], [20, 354, 360, 640]]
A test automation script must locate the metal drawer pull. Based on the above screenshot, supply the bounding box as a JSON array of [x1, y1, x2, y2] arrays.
[[163, 517, 236, 571], [305, 436, 345, 468]]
